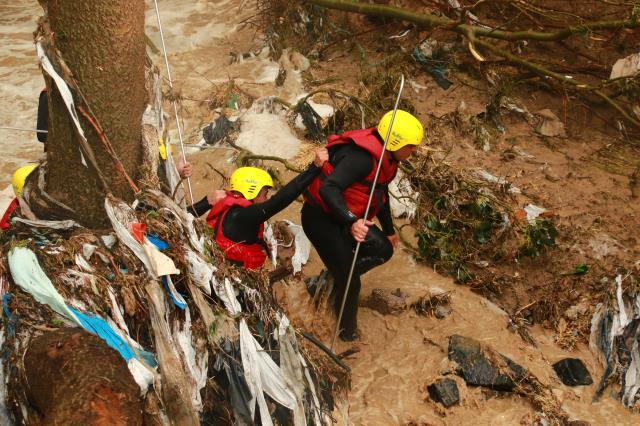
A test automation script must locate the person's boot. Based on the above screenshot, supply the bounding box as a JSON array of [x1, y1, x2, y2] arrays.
[[339, 328, 360, 342]]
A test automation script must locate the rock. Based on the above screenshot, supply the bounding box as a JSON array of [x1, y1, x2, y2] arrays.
[[362, 288, 407, 315], [564, 302, 589, 321], [610, 53, 640, 79], [203, 115, 236, 145], [427, 378, 460, 407], [435, 305, 452, 319], [568, 421, 591, 426], [552, 358, 593, 386], [535, 109, 566, 138], [448, 335, 526, 391]]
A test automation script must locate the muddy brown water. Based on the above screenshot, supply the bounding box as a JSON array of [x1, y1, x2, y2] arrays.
[[1, 1, 638, 424]]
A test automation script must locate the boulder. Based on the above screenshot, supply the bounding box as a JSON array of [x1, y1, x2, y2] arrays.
[[552, 358, 593, 386], [448, 335, 526, 391], [362, 288, 407, 315], [427, 378, 460, 407]]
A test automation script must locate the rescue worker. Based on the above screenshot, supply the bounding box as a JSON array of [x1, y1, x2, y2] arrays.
[[302, 110, 424, 341], [188, 148, 328, 269], [1, 163, 38, 230]]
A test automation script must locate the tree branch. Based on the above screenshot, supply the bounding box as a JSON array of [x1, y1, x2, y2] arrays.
[[302, 0, 638, 42]]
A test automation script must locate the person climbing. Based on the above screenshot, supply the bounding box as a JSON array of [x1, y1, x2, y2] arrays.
[[188, 147, 328, 270], [1, 163, 38, 230], [302, 110, 424, 341]]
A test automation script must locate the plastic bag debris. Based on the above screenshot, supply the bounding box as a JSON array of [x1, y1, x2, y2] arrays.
[[474, 169, 521, 194], [589, 275, 640, 407], [295, 101, 324, 141], [145, 279, 200, 420], [203, 115, 237, 145], [142, 240, 180, 277], [240, 319, 297, 425], [11, 217, 81, 230], [524, 204, 546, 224], [162, 276, 187, 310], [172, 308, 208, 411], [0, 287, 11, 424], [8, 247, 79, 323], [269, 221, 311, 274], [412, 39, 454, 90], [69, 304, 157, 394], [75, 254, 95, 273], [105, 197, 180, 278], [389, 170, 419, 220], [184, 247, 214, 295]]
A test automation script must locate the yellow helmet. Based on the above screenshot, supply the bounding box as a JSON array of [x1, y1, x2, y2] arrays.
[[377, 110, 424, 151], [12, 163, 38, 197], [229, 167, 273, 200]]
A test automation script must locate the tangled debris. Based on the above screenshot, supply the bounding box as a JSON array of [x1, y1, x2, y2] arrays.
[[590, 273, 640, 408], [0, 189, 348, 424]]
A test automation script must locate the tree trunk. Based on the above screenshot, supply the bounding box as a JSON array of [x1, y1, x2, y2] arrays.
[[41, 0, 146, 227], [24, 329, 143, 425]]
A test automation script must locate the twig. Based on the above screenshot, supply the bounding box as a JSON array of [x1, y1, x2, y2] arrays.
[[299, 330, 351, 372]]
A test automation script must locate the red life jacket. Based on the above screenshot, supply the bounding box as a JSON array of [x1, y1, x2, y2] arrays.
[[304, 127, 398, 220], [0, 198, 19, 231], [206, 192, 267, 270]]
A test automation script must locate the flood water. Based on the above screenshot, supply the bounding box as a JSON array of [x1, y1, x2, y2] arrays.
[[1, 1, 638, 424]]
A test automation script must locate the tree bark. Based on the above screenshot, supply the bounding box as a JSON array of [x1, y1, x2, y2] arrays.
[[40, 0, 146, 227], [24, 329, 143, 425]]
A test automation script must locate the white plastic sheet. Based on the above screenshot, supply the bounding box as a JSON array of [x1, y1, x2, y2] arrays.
[[240, 319, 297, 425], [389, 170, 418, 220], [173, 309, 208, 411], [184, 247, 215, 295], [11, 217, 81, 230], [267, 221, 311, 274]]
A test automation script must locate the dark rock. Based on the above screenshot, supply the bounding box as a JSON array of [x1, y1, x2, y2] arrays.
[[434, 305, 452, 319], [203, 115, 236, 145], [552, 358, 593, 386], [362, 288, 407, 315], [448, 335, 527, 391], [568, 421, 591, 426], [427, 378, 460, 407]]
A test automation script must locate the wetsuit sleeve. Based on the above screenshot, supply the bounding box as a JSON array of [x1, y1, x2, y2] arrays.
[[233, 164, 321, 224], [376, 190, 395, 235], [318, 147, 372, 225], [187, 196, 212, 217]]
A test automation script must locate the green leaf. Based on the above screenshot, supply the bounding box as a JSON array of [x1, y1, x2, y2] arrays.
[[562, 263, 589, 276]]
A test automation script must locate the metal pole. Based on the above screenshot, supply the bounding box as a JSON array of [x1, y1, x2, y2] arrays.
[[0, 126, 48, 134], [153, 0, 195, 205], [331, 74, 405, 349]]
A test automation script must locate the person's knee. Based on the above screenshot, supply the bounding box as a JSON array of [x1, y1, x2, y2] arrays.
[[364, 230, 393, 262], [381, 236, 393, 262]]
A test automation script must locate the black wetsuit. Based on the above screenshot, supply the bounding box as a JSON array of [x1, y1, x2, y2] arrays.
[[189, 165, 321, 246], [302, 144, 394, 340]]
